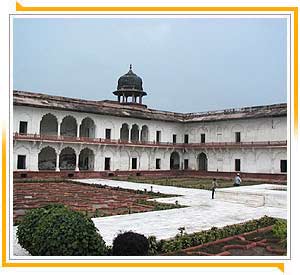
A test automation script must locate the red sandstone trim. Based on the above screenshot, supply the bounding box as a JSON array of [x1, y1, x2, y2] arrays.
[[13, 133, 287, 149]]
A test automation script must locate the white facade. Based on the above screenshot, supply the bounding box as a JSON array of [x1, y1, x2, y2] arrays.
[[13, 103, 287, 174]]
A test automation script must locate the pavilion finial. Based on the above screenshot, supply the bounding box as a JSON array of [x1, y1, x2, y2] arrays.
[[129, 64, 132, 70]]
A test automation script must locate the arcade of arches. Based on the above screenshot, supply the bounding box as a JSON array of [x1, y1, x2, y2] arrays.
[[36, 115, 211, 172], [37, 146, 210, 172], [38, 146, 95, 171], [39, 115, 96, 138], [39, 114, 151, 142], [120, 123, 149, 142]]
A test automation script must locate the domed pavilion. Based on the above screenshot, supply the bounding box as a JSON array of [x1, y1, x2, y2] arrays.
[[113, 65, 147, 104]]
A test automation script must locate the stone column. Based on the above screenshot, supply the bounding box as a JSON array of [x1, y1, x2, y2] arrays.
[[130, 127, 132, 142], [139, 96, 142, 104], [75, 153, 79, 171], [55, 153, 60, 172], [57, 121, 61, 137], [77, 124, 80, 138]]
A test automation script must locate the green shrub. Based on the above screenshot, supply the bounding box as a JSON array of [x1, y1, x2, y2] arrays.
[[272, 219, 287, 240], [16, 206, 47, 251], [17, 204, 107, 256], [112, 231, 149, 256]]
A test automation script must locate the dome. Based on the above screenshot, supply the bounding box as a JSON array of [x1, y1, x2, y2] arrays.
[[117, 64, 143, 91], [113, 65, 147, 105]]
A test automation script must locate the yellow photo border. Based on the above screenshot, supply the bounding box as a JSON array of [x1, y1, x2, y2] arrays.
[[2, 3, 297, 271]]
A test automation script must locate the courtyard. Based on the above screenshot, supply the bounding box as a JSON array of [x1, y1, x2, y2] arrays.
[[13, 178, 287, 256]]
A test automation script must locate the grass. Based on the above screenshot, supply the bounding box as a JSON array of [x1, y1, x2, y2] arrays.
[[110, 176, 282, 190], [89, 200, 186, 218], [136, 199, 185, 211]]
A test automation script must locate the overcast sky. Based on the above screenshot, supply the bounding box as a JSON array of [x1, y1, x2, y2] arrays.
[[13, 17, 287, 113]]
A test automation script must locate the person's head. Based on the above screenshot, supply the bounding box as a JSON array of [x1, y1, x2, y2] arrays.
[[213, 178, 216, 181], [237, 173, 240, 176]]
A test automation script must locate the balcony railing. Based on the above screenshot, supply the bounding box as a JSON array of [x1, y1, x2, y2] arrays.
[[13, 132, 287, 149]]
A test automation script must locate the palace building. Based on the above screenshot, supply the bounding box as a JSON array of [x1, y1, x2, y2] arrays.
[[13, 66, 287, 178]]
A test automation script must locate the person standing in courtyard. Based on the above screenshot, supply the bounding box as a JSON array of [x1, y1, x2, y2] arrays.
[[233, 173, 242, 186], [211, 178, 218, 199]]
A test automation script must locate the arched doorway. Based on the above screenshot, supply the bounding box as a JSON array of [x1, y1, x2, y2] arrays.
[[170, 151, 180, 170], [40, 113, 58, 136], [60, 116, 77, 137], [80, 117, 95, 138], [130, 124, 139, 142], [141, 125, 149, 142], [79, 148, 95, 171], [38, 146, 56, 170], [198, 152, 208, 171], [120, 123, 129, 141], [59, 147, 76, 170]]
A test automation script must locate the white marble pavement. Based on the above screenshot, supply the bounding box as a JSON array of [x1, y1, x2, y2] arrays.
[[217, 184, 287, 208], [77, 179, 287, 245], [13, 179, 287, 255]]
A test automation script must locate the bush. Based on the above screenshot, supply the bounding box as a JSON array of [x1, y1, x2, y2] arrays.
[[272, 219, 287, 240], [17, 204, 107, 256], [147, 235, 159, 255], [112, 231, 149, 256]]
